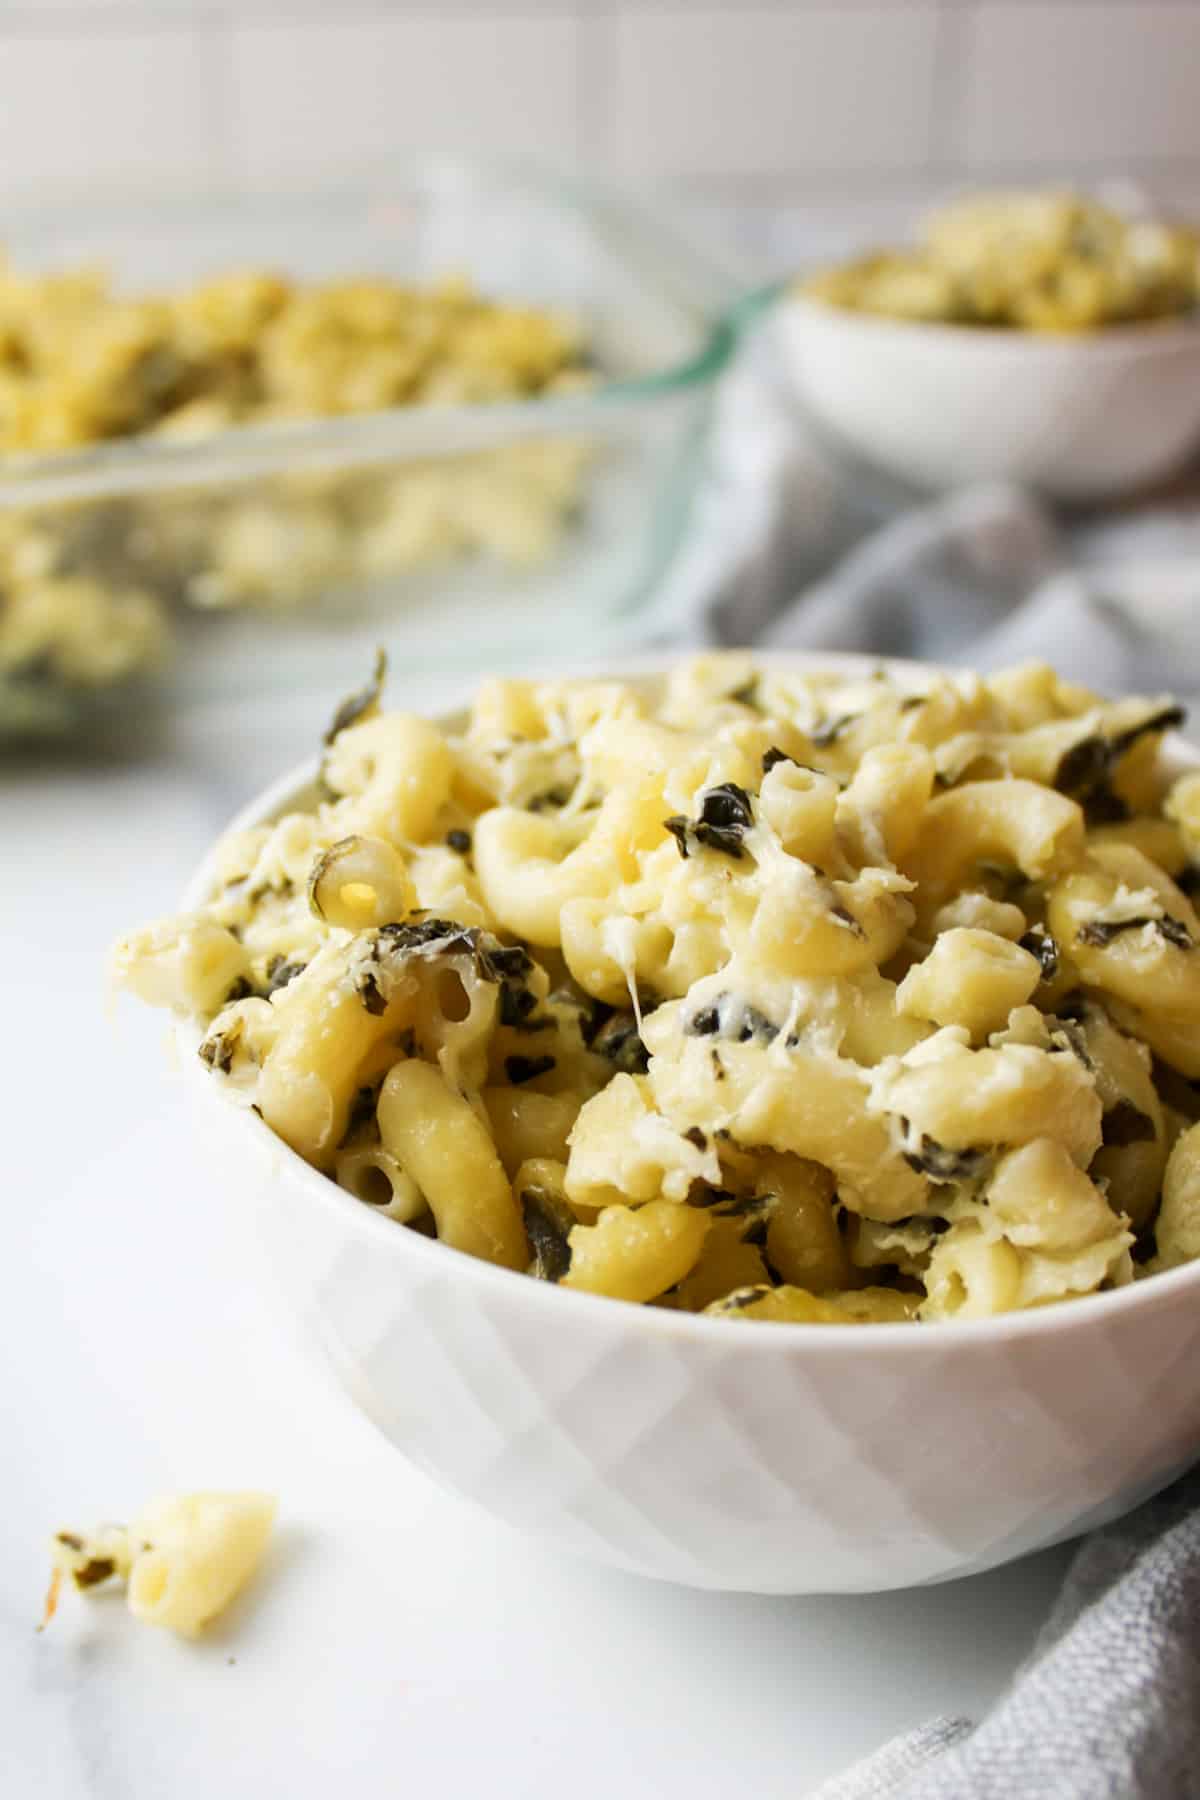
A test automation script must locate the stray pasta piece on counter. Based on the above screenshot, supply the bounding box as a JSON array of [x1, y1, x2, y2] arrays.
[[112, 652, 1200, 1324], [42, 1492, 276, 1639]]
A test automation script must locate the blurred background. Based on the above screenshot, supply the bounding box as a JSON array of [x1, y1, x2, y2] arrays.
[[2, 1, 1196, 264], [3, 1, 1200, 737]]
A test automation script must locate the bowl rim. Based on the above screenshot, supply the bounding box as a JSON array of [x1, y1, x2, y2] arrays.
[[175, 646, 1200, 1352], [784, 287, 1200, 356]]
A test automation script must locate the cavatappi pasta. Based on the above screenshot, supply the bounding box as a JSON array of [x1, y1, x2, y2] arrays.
[[801, 190, 1200, 332], [42, 1493, 276, 1638], [114, 654, 1200, 1324]]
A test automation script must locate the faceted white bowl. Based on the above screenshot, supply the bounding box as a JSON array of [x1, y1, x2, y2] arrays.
[[777, 295, 1200, 502], [178, 653, 1200, 1594]]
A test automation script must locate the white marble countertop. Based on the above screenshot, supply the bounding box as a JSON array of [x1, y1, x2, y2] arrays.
[[1, 675, 1077, 1800]]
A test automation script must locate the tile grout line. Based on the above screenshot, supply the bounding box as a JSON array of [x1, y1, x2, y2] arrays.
[[0, 0, 1185, 30], [928, 0, 968, 177], [0, 6, 231, 36], [576, 0, 614, 170], [2, 156, 1199, 211], [208, 8, 239, 191], [613, 155, 1200, 203]]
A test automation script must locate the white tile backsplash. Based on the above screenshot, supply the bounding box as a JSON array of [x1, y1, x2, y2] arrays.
[[0, 27, 226, 202], [230, 13, 584, 181], [0, 3, 1193, 219], [611, 7, 941, 178], [957, 4, 1200, 168]]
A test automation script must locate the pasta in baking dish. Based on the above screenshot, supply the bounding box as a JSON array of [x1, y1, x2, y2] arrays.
[[113, 654, 1200, 1324]]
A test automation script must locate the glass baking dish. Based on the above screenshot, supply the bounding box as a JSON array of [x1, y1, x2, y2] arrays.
[[0, 158, 738, 739]]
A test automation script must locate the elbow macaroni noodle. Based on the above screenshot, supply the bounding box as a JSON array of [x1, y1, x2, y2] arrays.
[[113, 655, 1200, 1324], [46, 1493, 276, 1639]]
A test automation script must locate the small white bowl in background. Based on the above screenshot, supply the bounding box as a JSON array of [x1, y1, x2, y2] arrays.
[[177, 653, 1200, 1595], [777, 294, 1200, 502]]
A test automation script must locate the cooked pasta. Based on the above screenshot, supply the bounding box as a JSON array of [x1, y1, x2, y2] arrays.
[[0, 260, 592, 710], [113, 654, 1200, 1324], [43, 1493, 276, 1639], [801, 189, 1200, 332]]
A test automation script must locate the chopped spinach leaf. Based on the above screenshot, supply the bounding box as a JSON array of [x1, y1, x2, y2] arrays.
[[830, 903, 865, 937], [357, 970, 387, 1016], [735, 1005, 779, 1044], [1077, 914, 1192, 951], [663, 814, 691, 858], [1052, 1019, 1096, 1072], [265, 956, 307, 995], [1084, 789, 1131, 827], [1053, 705, 1186, 823], [683, 995, 779, 1044], [663, 783, 754, 861], [499, 984, 539, 1028], [709, 1286, 771, 1314], [591, 1011, 649, 1075], [901, 1130, 990, 1184], [526, 786, 573, 813], [73, 1558, 117, 1590], [1112, 704, 1186, 755], [577, 998, 615, 1047], [339, 1083, 383, 1147], [1019, 925, 1060, 982], [521, 1187, 574, 1283], [199, 1023, 240, 1075], [810, 713, 857, 748], [505, 1054, 556, 1086], [686, 1003, 722, 1037], [323, 647, 386, 746], [1102, 1100, 1156, 1147], [1132, 1224, 1159, 1266], [1054, 734, 1112, 800], [353, 919, 536, 1016]]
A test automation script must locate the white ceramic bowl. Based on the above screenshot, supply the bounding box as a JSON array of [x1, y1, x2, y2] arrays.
[[777, 294, 1200, 502], [178, 653, 1200, 1595]]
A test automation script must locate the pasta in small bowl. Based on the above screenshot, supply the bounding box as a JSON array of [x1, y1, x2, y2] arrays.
[[113, 651, 1200, 1594], [778, 189, 1200, 500]]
